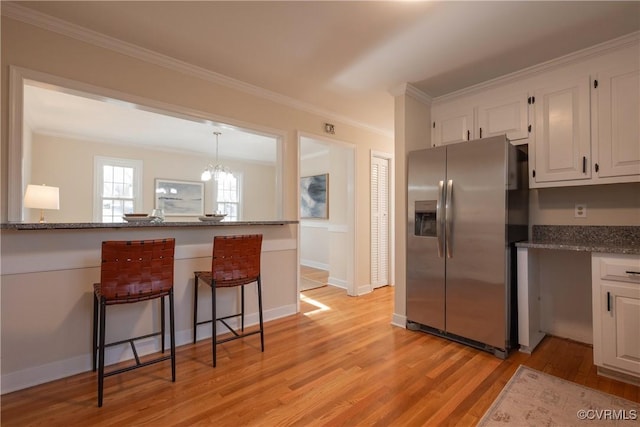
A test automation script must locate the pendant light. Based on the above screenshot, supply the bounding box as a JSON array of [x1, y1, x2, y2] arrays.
[[201, 131, 232, 181]]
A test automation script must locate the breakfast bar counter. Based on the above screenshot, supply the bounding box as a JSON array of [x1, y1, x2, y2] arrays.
[[1, 219, 297, 230], [0, 220, 299, 394]]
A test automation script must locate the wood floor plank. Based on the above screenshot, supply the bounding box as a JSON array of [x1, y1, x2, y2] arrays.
[[1, 285, 638, 426]]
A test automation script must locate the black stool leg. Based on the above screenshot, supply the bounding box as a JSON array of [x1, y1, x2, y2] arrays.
[[241, 285, 245, 332], [212, 281, 217, 367], [193, 274, 199, 344], [257, 276, 264, 352], [92, 293, 98, 372], [97, 299, 107, 407], [169, 288, 176, 382], [161, 296, 165, 353]]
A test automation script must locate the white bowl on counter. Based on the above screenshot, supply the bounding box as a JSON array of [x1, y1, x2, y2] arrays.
[[198, 214, 227, 222]]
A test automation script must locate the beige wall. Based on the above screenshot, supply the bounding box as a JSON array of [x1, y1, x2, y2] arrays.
[[0, 16, 393, 392], [1, 17, 392, 223], [530, 183, 640, 226], [28, 133, 277, 223], [393, 92, 431, 320]]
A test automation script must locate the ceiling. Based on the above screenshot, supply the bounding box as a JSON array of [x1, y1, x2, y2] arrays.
[[6, 1, 640, 137]]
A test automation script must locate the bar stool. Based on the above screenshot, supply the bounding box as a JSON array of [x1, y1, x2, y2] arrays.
[[193, 234, 264, 367], [92, 238, 176, 407]]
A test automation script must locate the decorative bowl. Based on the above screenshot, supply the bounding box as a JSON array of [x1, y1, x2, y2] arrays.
[[198, 214, 226, 222]]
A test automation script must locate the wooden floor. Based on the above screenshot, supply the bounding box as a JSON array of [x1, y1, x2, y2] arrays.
[[1, 285, 638, 426], [300, 265, 328, 291]]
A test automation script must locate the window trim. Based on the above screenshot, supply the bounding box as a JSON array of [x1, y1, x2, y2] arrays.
[[215, 171, 242, 220], [93, 156, 143, 222]]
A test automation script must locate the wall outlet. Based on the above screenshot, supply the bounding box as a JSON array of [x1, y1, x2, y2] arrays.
[[574, 204, 587, 218]]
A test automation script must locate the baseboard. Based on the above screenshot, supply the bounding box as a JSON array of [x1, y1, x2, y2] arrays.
[[355, 284, 373, 295], [327, 276, 347, 289], [300, 259, 329, 271], [391, 313, 407, 329], [596, 366, 640, 386], [0, 303, 297, 395]]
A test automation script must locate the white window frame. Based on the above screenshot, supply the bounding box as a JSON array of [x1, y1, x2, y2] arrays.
[[215, 171, 242, 220], [93, 156, 143, 222]]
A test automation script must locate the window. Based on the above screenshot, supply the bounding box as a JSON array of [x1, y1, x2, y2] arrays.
[[94, 156, 142, 222], [216, 172, 241, 220]]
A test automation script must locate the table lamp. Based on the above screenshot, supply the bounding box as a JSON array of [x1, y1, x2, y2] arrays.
[[24, 184, 60, 223]]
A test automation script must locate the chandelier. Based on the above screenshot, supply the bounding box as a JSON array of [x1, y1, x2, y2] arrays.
[[201, 131, 232, 181]]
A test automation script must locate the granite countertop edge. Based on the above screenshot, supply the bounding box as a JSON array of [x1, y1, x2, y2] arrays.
[[516, 225, 640, 255], [1, 220, 299, 230], [515, 241, 640, 255]]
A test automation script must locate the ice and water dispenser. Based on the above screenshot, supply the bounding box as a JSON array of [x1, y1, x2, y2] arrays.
[[414, 200, 437, 237]]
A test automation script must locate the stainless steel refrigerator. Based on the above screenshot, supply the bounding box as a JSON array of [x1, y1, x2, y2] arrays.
[[406, 135, 528, 358]]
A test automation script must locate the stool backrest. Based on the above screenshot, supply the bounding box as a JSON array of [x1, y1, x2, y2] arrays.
[[100, 238, 175, 300], [212, 234, 262, 287]]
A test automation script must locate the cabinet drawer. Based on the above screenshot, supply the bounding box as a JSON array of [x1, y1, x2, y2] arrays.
[[598, 256, 640, 283]]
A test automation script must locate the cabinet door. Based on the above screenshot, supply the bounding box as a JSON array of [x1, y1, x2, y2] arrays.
[[595, 67, 640, 178], [600, 282, 640, 375], [532, 76, 591, 183], [432, 108, 473, 146], [477, 93, 529, 141]]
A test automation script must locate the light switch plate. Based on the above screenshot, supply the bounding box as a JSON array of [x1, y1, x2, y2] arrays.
[[574, 204, 587, 218]]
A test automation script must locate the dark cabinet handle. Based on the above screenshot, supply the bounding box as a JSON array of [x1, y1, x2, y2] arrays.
[[595, 163, 599, 173], [479, 128, 483, 138], [582, 156, 587, 173], [467, 130, 470, 141], [607, 291, 611, 312]]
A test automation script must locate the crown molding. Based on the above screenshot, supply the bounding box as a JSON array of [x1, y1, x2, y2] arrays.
[[433, 30, 640, 104], [1, 2, 392, 138], [389, 83, 432, 105]]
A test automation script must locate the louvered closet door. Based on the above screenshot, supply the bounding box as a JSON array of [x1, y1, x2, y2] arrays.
[[371, 156, 389, 288]]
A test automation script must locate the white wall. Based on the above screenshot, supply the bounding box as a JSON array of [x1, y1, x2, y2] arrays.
[[0, 16, 393, 392], [28, 133, 277, 223], [392, 92, 431, 323], [299, 141, 352, 288], [300, 147, 330, 269]]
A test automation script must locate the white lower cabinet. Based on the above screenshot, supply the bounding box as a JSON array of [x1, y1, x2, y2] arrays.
[[592, 253, 640, 381]]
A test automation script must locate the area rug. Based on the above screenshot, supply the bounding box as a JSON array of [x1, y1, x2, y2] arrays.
[[478, 365, 639, 426]]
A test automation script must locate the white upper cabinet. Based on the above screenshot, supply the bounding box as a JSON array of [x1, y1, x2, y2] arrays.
[[477, 93, 529, 141], [429, 36, 639, 188], [594, 64, 640, 179], [432, 107, 473, 146], [431, 93, 529, 147], [530, 76, 592, 184]]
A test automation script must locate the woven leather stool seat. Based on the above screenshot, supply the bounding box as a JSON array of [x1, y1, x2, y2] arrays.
[[193, 234, 264, 367], [92, 238, 176, 407]]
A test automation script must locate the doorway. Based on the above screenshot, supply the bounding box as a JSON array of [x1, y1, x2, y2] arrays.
[[299, 134, 355, 297]]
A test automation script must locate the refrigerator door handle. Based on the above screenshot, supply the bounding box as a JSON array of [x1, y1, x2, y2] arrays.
[[445, 179, 453, 258], [436, 180, 445, 258]]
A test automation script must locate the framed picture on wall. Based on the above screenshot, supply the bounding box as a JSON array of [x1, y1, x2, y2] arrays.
[[300, 173, 328, 219], [155, 178, 204, 216]]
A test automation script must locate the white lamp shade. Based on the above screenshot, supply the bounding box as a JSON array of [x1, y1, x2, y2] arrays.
[[24, 184, 60, 210]]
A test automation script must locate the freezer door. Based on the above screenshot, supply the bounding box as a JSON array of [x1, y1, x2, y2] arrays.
[[445, 136, 509, 349], [407, 147, 446, 330]]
